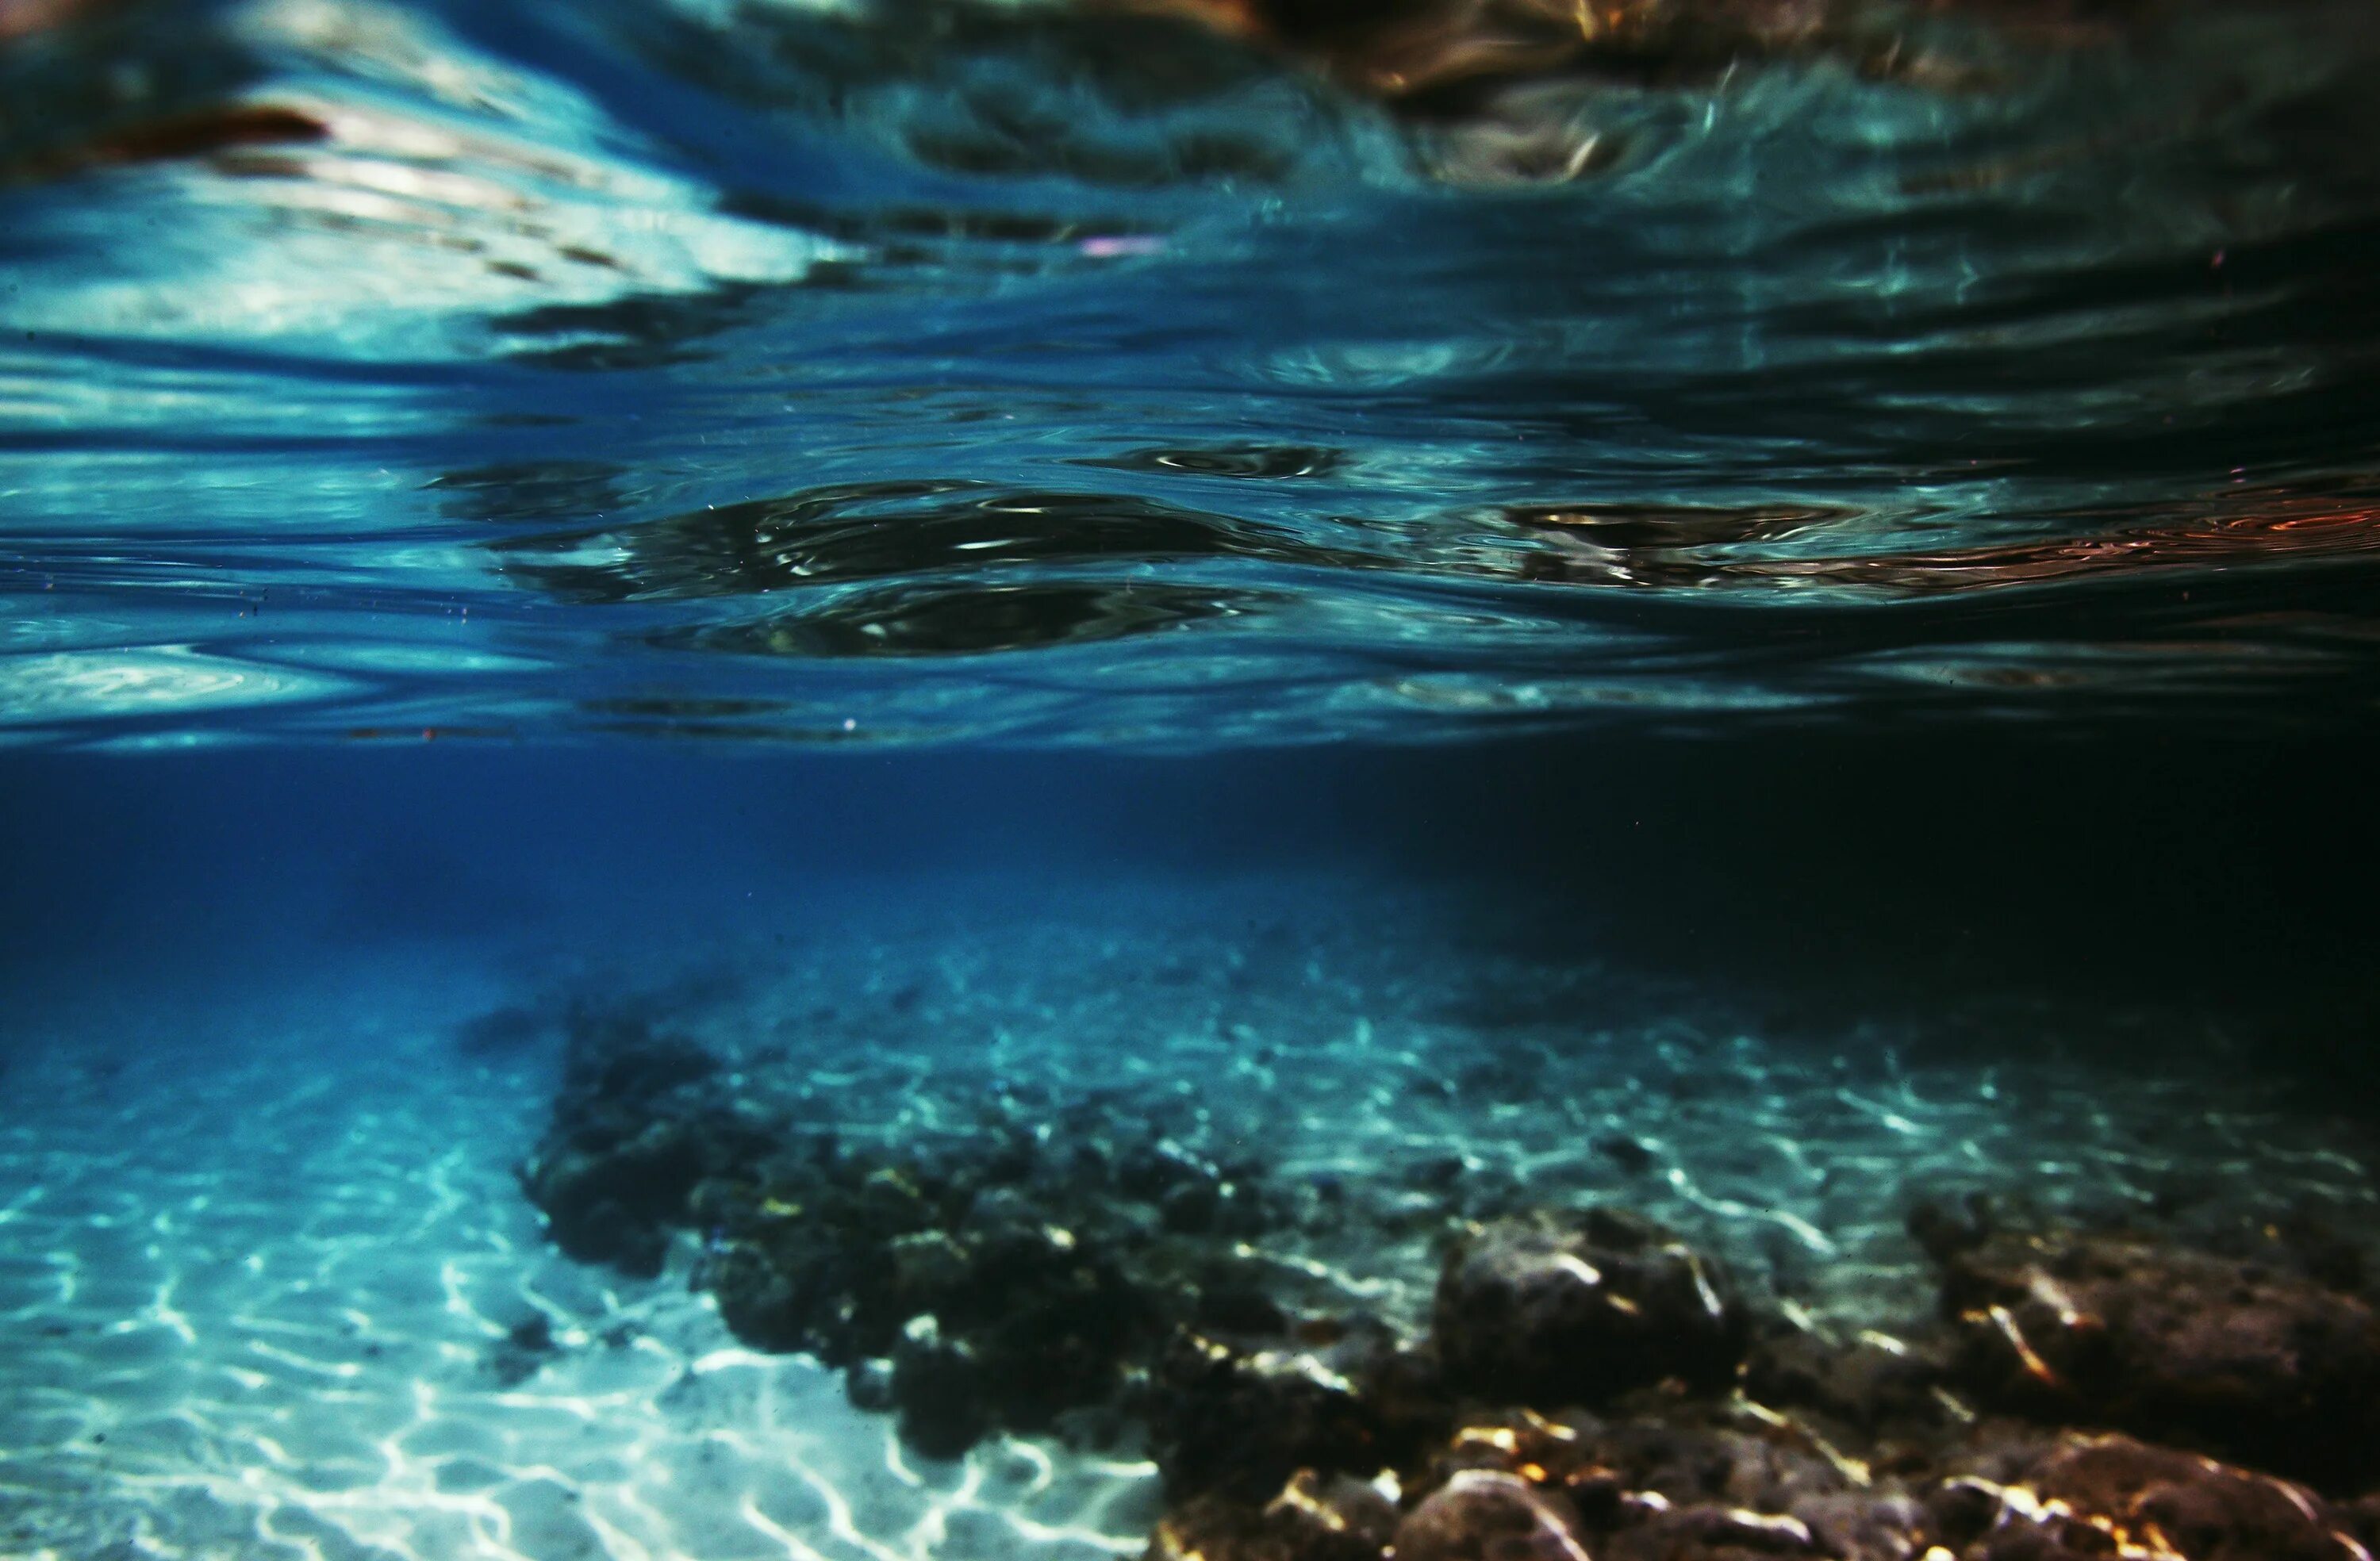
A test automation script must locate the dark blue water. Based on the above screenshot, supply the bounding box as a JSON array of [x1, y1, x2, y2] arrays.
[[4, 3, 2380, 1559]]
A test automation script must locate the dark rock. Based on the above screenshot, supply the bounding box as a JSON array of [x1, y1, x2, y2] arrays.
[[1194, 1276, 1291, 1337], [455, 1003, 548, 1060], [524, 1123, 711, 1275], [1409, 1404, 1930, 1561], [520, 1016, 765, 1277], [1925, 1474, 2006, 1551], [1950, 1434, 2358, 1561], [1433, 1210, 1748, 1410], [1743, 1325, 1948, 1436], [952, 1241, 1150, 1433], [1162, 1179, 1225, 1233], [1906, 1195, 1995, 1265], [486, 1313, 561, 1387], [1455, 1051, 1549, 1103], [1149, 1326, 1439, 1502], [1593, 1133, 1656, 1174], [846, 1356, 896, 1413], [1787, 1492, 1931, 1561], [978, 1130, 1038, 1187], [710, 1220, 881, 1358], [1119, 1141, 1209, 1201], [892, 1316, 989, 1459], [1602, 1504, 1824, 1558], [1931, 1227, 2380, 1488], [1150, 1472, 1399, 1561], [561, 1014, 719, 1102], [1478, 1408, 1847, 1517], [1413, 1155, 1470, 1190], [1392, 1469, 1589, 1561], [2205, 1207, 2371, 1296], [2345, 1494, 2380, 1554]]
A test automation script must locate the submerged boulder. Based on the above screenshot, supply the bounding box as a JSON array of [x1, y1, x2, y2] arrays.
[[1742, 1322, 1950, 1438], [1150, 1471, 1400, 1561], [1147, 1322, 1441, 1502], [1933, 1434, 2362, 1561], [1414, 1402, 1925, 1560], [1394, 1470, 1591, 1561], [1929, 1226, 2380, 1489], [1433, 1210, 1749, 1410], [890, 1314, 992, 1459]]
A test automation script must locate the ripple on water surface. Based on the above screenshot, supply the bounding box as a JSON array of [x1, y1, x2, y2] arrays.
[[3, 0, 2380, 744]]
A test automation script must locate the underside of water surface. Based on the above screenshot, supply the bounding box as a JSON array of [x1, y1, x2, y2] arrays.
[[5, 2, 2380, 1561], [4, 0, 2380, 744]]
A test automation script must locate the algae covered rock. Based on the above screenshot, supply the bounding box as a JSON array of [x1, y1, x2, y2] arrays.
[[1433, 1209, 1749, 1410]]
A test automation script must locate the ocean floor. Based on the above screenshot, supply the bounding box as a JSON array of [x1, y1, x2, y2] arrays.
[[2, 878, 2374, 1559]]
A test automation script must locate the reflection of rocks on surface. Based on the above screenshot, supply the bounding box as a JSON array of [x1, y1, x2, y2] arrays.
[[1102, 0, 2150, 184]]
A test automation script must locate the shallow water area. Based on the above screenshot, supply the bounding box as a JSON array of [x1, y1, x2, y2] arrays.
[[6, 0, 2380, 1555], [3, 751, 2378, 1560], [0, 954, 1162, 1561]]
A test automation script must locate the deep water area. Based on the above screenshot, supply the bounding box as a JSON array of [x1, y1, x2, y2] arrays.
[[6, 0, 2380, 1556]]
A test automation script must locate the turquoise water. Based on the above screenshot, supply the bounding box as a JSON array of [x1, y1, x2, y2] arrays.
[[3, 3, 2380, 1559]]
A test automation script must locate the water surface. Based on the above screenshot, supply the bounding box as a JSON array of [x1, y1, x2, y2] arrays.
[[7, 0, 2379, 745]]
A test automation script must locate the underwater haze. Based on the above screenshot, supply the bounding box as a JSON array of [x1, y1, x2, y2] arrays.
[[3, 0, 2380, 1558]]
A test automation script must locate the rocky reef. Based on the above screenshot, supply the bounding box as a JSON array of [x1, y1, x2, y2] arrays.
[[517, 1005, 775, 1277], [522, 1008, 1309, 1455], [1146, 1254, 2380, 1561], [516, 1004, 2380, 1561]]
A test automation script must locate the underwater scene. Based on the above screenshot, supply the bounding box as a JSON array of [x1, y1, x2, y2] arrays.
[[4, 0, 2380, 1557]]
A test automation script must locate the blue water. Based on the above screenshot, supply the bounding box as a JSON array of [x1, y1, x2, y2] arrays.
[[6, 0, 2380, 745], [4, 2, 2380, 1558]]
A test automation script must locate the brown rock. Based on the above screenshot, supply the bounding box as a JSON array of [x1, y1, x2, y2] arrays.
[[1933, 1229, 2380, 1488], [1943, 1434, 2363, 1561], [1433, 1210, 1748, 1412], [1393, 1469, 1594, 1561], [1147, 1471, 1399, 1561]]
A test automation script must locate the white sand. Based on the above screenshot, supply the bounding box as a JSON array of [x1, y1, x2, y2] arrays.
[[0, 958, 1157, 1561]]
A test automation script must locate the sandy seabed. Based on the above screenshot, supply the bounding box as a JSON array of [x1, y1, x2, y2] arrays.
[[2, 887, 2371, 1560], [0, 955, 1158, 1561]]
